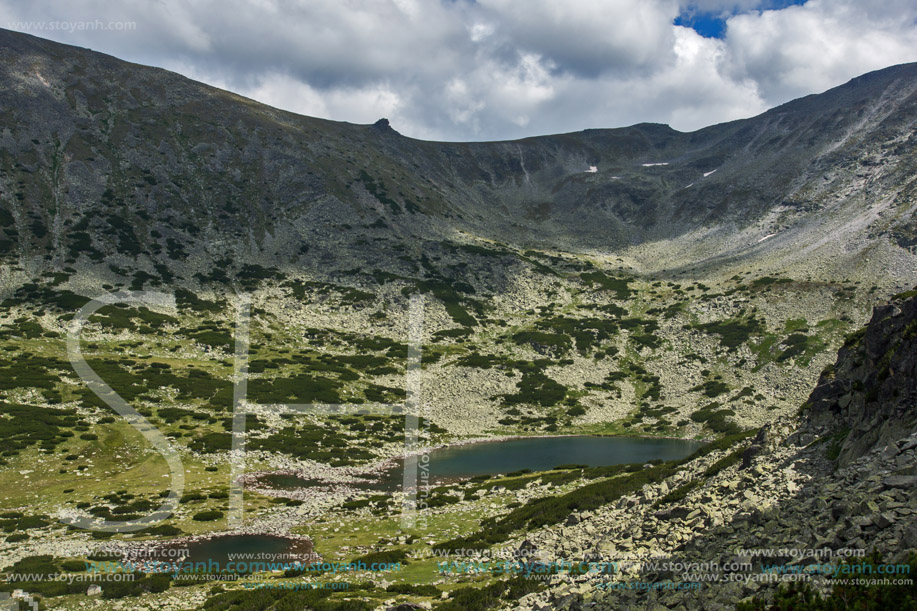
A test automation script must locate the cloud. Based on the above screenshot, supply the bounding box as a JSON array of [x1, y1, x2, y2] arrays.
[[680, 0, 803, 16], [722, 0, 917, 104], [475, 0, 681, 78], [1, 0, 915, 140]]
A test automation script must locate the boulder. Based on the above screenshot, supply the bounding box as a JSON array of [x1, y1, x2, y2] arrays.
[[884, 475, 917, 489]]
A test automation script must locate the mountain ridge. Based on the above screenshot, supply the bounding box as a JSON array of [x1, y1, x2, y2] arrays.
[[1, 27, 916, 281], [2, 28, 917, 611]]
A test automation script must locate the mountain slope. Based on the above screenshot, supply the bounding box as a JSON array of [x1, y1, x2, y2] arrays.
[[525, 289, 917, 610], [0, 25, 915, 449], [1, 27, 917, 611], [0, 28, 915, 283], [804, 288, 917, 465]]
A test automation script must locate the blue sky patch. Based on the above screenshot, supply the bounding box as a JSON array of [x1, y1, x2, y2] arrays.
[[675, 0, 808, 39]]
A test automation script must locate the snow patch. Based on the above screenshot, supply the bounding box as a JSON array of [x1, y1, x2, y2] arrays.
[[703, 169, 718, 177], [586, 166, 598, 173], [757, 233, 776, 243], [33, 70, 50, 88], [642, 162, 668, 167]]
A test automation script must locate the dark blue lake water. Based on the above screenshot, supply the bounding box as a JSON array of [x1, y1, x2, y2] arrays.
[[417, 435, 704, 478], [259, 435, 704, 491]]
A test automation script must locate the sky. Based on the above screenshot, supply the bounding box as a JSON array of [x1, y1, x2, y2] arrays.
[[1, 0, 916, 141]]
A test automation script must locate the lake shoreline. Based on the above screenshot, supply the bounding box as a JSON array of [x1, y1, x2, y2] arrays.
[[249, 432, 709, 497]]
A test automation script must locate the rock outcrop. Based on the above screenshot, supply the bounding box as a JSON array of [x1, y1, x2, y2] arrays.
[[803, 289, 917, 464], [525, 290, 917, 610]]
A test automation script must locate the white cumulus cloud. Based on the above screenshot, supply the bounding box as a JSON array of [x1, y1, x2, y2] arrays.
[[0, 0, 914, 140]]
